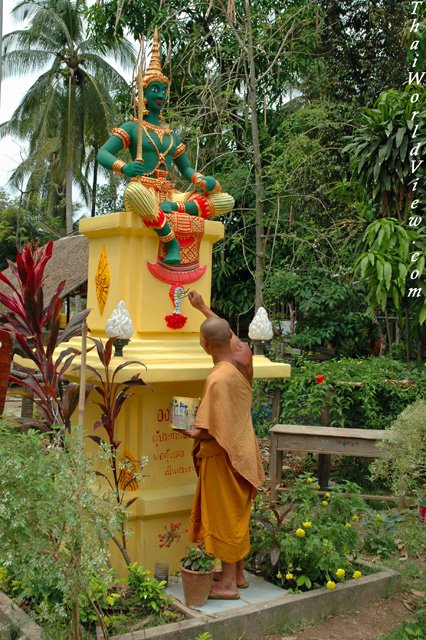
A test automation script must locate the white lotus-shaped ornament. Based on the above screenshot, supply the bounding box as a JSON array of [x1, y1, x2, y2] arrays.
[[105, 301, 134, 340], [248, 307, 273, 340]]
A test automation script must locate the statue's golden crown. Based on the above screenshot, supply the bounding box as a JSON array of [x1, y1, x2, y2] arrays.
[[143, 27, 170, 88]]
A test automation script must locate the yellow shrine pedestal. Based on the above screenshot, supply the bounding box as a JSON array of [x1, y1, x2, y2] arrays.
[[64, 210, 290, 574]]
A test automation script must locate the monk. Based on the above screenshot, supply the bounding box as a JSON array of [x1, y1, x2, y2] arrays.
[[184, 291, 265, 599]]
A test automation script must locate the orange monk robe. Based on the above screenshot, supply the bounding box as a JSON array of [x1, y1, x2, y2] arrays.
[[189, 361, 265, 563]]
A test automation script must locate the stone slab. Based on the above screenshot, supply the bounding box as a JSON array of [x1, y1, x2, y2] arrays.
[[166, 571, 285, 614]]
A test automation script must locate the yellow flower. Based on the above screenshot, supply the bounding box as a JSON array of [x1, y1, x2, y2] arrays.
[[314, 484, 321, 490], [322, 501, 328, 506], [353, 571, 362, 579], [307, 478, 314, 483], [286, 573, 294, 580], [301, 366, 306, 370], [303, 521, 312, 528], [336, 569, 345, 578], [352, 515, 359, 522], [376, 514, 381, 521], [296, 528, 306, 537], [345, 523, 352, 529], [261, 536, 265, 540], [325, 492, 331, 498], [276, 573, 282, 579], [327, 581, 336, 590]]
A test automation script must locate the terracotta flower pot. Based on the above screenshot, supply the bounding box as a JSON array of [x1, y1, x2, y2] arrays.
[[180, 564, 215, 607]]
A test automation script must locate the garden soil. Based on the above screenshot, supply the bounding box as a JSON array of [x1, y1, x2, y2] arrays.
[[263, 593, 415, 640]]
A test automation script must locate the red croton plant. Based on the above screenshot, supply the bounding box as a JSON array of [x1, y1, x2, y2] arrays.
[[0, 241, 90, 430]]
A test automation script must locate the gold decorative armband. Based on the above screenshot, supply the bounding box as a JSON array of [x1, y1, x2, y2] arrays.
[[191, 172, 206, 190], [112, 127, 131, 149], [112, 160, 127, 175], [160, 230, 175, 243], [173, 143, 186, 159], [176, 202, 186, 213]]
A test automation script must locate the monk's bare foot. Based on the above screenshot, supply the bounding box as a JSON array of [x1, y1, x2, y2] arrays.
[[208, 579, 239, 599], [214, 570, 247, 588]]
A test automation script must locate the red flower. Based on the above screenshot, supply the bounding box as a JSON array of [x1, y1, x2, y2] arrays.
[[316, 375, 325, 384], [165, 313, 187, 330]]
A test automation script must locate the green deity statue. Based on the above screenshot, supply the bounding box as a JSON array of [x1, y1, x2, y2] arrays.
[[97, 28, 234, 266]]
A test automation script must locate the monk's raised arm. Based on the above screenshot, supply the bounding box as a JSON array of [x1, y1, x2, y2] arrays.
[[188, 290, 249, 353]]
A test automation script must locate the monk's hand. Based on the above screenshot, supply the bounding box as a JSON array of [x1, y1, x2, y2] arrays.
[[182, 427, 202, 438], [122, 161, 145, 177], [188, 291, 205, 311]]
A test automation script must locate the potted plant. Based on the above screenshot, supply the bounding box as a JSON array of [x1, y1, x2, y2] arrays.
[[159, 523, 216, 607]]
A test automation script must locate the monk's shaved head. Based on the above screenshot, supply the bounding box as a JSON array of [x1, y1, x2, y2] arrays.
[[200, 317, 231, 346]]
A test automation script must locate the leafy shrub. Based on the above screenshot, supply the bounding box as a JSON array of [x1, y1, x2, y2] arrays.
[[0, 423, 121, 639], [358, 509, 403, 557], [371, 399, 426, 495], [79, 571, 120, 625], [257, 356, 426, 430], [84, 336, 150, 565], [0, 241, 90, 431], [126, 563, 172, 613], [265, 269, 371, 355], [248, 474, 367, 592]]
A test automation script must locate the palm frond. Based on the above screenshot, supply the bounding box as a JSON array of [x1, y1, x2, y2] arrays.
[[2, 49, 55, 77], [81, 37, 136, 71]]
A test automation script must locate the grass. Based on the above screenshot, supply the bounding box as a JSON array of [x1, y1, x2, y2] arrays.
[[262, 616, 306, 636], [379, 619, 426, 640]]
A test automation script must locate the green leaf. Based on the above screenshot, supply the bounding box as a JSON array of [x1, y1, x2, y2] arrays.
[[416, 256, 425, 277], [378, 288, 388, 310], [392, 286, 401, 310], [383, 262, 392, 290], [378, 143, 387, 165], [385, 135, 394, 160], [395, 126, 406, 147], [400, 135, 408, 161], [360, 256, 369, 280], [399, 263, 407, 285], [419, 303, 426, 325], [373, 157, 380, 181]]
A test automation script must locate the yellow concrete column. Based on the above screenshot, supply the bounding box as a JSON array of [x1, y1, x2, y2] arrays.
[[64, 210, 290, 574]]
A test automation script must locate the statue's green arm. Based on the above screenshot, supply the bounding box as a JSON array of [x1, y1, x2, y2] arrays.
[[96, 123, 144, 178], [173, 133, 217, 192]]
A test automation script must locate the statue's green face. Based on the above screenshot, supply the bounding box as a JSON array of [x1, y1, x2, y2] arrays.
[[144, 81, 168, 114]]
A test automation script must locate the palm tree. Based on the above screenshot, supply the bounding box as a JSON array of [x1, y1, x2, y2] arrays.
[[1, 0, 135, 233]]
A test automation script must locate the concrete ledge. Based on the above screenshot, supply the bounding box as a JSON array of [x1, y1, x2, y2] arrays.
[[111, 565, 400, 640], [0, 591, 43, 640], [0, 566, 400, 640]]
